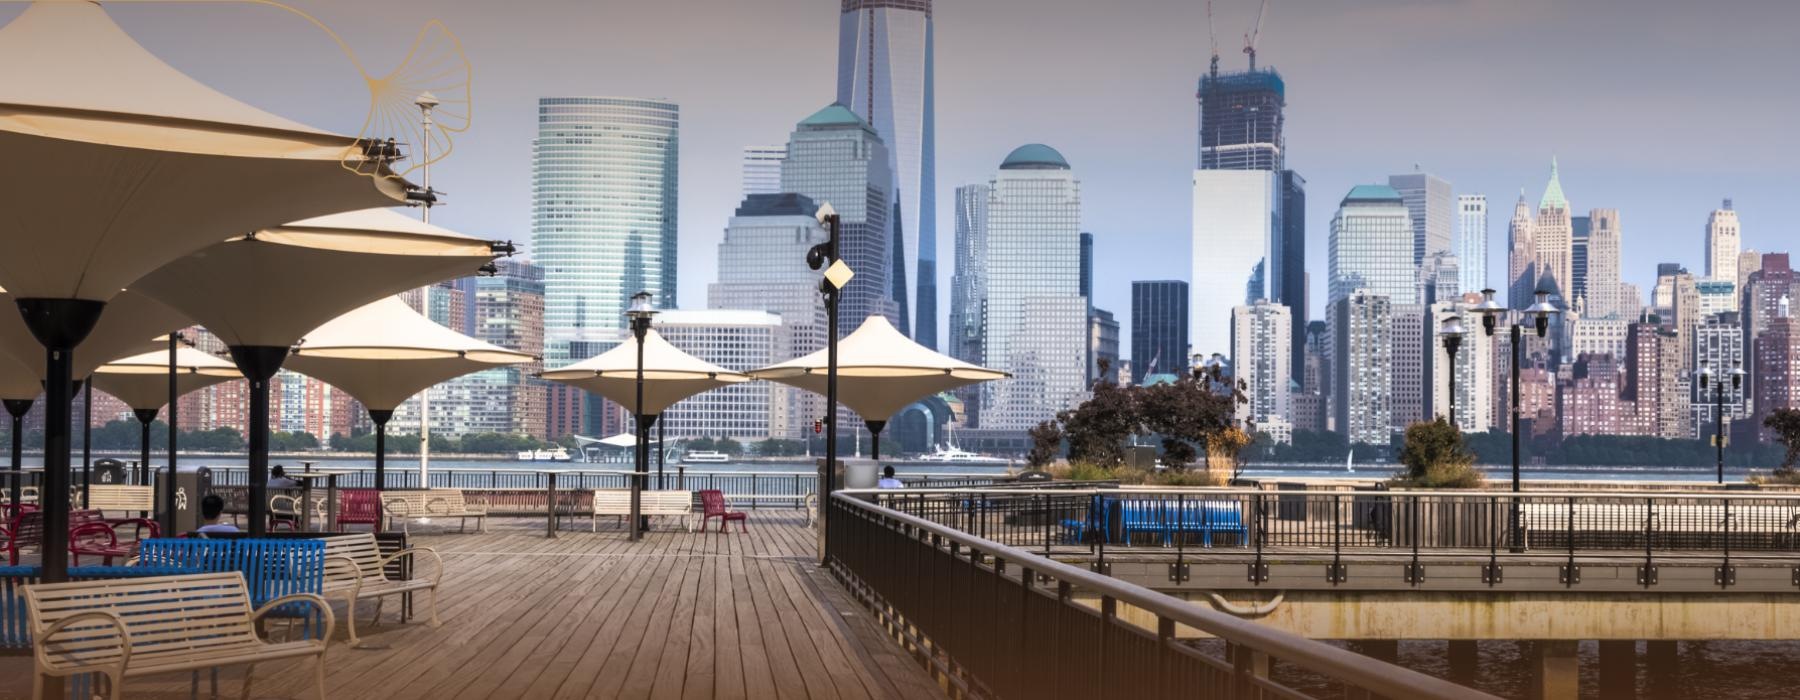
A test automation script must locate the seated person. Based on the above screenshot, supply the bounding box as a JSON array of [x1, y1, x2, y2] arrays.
[[877, 466, 904, 489], [268, 464, 301, 490], [196, 493, 239, 534]]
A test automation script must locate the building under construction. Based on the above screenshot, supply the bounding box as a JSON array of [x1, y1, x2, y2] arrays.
[[1197, 68, 1286, 171]]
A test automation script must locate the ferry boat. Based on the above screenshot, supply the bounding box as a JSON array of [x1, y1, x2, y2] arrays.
[[681, 450, 732, 463], [515, 447, 572, 462], [916, 445, 1008, 465]]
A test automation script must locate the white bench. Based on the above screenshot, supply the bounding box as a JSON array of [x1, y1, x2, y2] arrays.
[[591, 489, 693, 532], [24, 571, 334, 700], [321, 533, 443, 646], [85, 484, 154, 516], [382, 488, 487, 534]]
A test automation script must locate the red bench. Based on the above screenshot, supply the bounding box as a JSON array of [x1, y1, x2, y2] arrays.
[[1, 509, 42, 564], [700, 490, 747, 533], [69, 509, 159, 565], [337, 489, 382, 531]]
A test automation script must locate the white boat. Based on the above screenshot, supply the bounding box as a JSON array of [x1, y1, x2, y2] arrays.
[[682, 450, 731, 463], [916, 445, 1008, 465], [515, 447, 571, 462]]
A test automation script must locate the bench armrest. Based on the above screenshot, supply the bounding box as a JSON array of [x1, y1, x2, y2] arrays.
[[378, 546, 444, 587], [253, 592, 336, 646], [425, 497, 451, 515], [36, 610, 131, 673], [323, 555, 365, 583]]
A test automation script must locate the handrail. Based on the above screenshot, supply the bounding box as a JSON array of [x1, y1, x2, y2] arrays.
[[829, 492, 1494, 699], [844, 486, 1800, 501]]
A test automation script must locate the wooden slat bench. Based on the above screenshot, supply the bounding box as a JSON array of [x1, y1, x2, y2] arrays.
[[321, 533, 441, 646], [85, 485, 154, 518], [590, 489, 693, 532], [381, 489, 487, 534], [23, 571, 334, 700]]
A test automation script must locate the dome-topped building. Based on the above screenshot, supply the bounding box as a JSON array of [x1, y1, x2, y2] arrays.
[[1000, 143, 1070, 170]]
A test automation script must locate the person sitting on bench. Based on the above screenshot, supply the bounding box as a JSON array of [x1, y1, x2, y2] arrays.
[[196, 493, 239, 534]]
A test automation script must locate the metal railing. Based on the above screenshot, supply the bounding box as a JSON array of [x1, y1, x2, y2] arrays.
[[826, 492, 1493, 699]]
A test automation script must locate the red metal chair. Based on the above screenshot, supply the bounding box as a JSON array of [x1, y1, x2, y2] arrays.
[[1, 509, 43, 565], [699, 489, 747, 533], [338, 489, 382, 531]]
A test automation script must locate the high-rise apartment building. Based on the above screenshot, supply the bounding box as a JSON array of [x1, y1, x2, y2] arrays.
[[1706, 199, 1741, 283], [948, 184, 989, 368], [655, 310, 787, 440], [1506, 194, 1537, 309], [978, 145, 1087, 432], [1754, 310, 1798, 443], [1430, 297, 1495, 433], [1389, 172, 1453, 267], [1390, 304, 1427, 429], [1738, 249, 1763, 297], [1130, 281, 1189, 383], [838, 0, 935, 347], [1561, 353, 1626, 437], [741, 145, 786, 198], [1746, 253, 1795, 349], [1583, 209, 1622, 318], [780, 104, 896, 334], [1570, 214, 1591, 309], [533, 97, 679, 373], [1690, 312, 1750, 438], [1089, 309, 1120, 384], [1457, 194, 1488, 295], [1328, 185, 1414, 305], [1231, 300, 1292, 443], [472, 259, 547, 439], [1331, 290, 1393, 447], [1192, 169, 1279, 357]]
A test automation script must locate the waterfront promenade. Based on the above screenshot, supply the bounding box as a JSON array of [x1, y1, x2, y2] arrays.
[[0, 515, 939, 700]]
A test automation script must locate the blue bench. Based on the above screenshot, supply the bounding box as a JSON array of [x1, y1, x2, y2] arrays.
[[134, 538, 326, 616], [1119, 499, 1247, 548], [1, 565, 201, 648]]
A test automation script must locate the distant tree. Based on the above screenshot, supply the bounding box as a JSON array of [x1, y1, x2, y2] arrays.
[[1397, 418, 1482, 488], [269, 431, 319, 452], [1766, 409, 1800, 473], [1056, 376, 1137, 466], [754, 438, 805, 457], [715, 437, 745, 456], [1137, 370, 1241, 473], [1026, 420, 1063, 468]]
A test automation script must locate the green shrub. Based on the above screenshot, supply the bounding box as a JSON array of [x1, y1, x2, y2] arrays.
[[1394, 418, 1485, 488]]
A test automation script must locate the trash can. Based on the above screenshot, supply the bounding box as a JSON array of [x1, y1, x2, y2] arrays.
[[842, 460, 879, 490], [155, 465, 213, 533], [91, 458, 127, 486]]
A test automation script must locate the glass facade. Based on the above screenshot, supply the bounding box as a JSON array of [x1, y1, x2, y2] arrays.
[[740, 145, 786, 198], [1457, 194, 1488, 295], [948, 184, 989, 368], [1328, 185, 1415, 306], [839, 0, 935, 347], [1331, 290, 1393, 447], [1191, 169, 1278, 358], [1389, 172, 1453, 267], [1130, 280, 1188, 384], [656, 311, 786, 440], [979, 145, 1087, 432], [532, 97, 679, 371], [1196, 69, 1285, 171], [779, 104, 896, 334]]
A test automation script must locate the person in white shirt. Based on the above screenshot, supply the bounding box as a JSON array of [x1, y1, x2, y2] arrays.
[[877, 466, 904, 489]]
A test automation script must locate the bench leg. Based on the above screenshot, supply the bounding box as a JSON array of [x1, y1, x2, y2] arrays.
[[428, 585, 442, 627], [314, 653, 328, 700], [239, 663, 256, 700], [342, 595, 362, 647]]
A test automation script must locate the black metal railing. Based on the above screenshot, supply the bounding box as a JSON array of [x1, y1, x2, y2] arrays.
[[826, 493, 1494, 699]]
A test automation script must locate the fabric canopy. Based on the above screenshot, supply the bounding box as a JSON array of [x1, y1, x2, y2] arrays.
[[0, 350, 40, 401], [90, 347, 238, 411], [750, 315, 1008, 422], [0, 289, 192, 378], [131, 208, 500, 349], [0, 1, 407, 301], [540, 329, 747, 415], [285, 296, 532, 410]]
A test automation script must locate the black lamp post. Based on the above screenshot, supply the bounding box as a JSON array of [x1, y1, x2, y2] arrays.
[[1470, 288, 1557, 553], [1439, 316, 1466, 427], [809, 202, 844, 528], [164, 331, 179, 534], [1696, 357, 1745, 484], [626, 290, 658, 542]]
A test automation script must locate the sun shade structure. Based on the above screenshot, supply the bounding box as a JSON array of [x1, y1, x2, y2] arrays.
[[0, 290, 191, 379], [286, 296, 532, 489], [540, 330, 748, 415], [0, 352, 37, 509], [132, 208, 504, 534], [91, 347, 239, 494], [0, 1, 410, 580], [750, 315, 1008, 458]]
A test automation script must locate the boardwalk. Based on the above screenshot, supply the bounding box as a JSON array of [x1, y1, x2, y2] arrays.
[[0, 514, 941, 700]]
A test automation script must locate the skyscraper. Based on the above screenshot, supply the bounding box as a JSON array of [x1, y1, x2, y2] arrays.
[[1078, 232, 1095, 303], [1328, 185, 1414, 305], [978, 144, 1087, 432], [655, 310, 787, 440], [533, 97, 679, 369], [838, 0, 935, 348], [708, 193, 829, 438], [1389, 172, 1453, 267], [1276, 171, 1308, 381], [1584, 209, 1622, 318], [1690, 312, 1749, 438], [779, 103, 896, 334], [1232, 300, 1293, 443], [948, 184, 989, 368], [1706, 199, 1741, 283], [1332, 290, 1393, 447], [1192, 169, 1279, 357], [1534, 159, 1574, 303], [1196, 67, 1284, 171], [1570, 214, 1591, 310], [1131, 281, 1189, 383], [1506, 193, 1537, 308], [741, 144, 786, 197], [1457, 194, 1488, 295]]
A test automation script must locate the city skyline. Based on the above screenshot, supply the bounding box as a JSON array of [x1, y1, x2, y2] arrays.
[[45, 0, 1797, 364]]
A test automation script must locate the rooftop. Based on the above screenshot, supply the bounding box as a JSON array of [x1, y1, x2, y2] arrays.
[[999, 143, 1070, 170], [734, 192, 818, 218], [1341, 184, 1403, 205], [797, 102, 875, 134], [655, 309, 784, 327]]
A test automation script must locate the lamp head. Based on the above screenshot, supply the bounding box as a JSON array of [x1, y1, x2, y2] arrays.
[[1698, 358, 1712, 389], [1526, 289, 1559, 338], [1470, 289, 1504, 335], [626, 291, 658, 320], [807, 243, 830, 271], [415, 91, 441, 111], [814, 201, 837, 224], [1731, 360, 1746, 390]]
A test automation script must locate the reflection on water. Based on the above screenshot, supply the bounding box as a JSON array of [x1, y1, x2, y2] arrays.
[[1190, 639, 1800, 698]]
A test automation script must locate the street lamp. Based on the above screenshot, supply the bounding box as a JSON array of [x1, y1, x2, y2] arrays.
[[626, 290, 658, 541], [1696, 357, 1745, 484], [1470, 288, 1557, 552], [1438, 316, 1467, 426], [809, 202, 843, 528]]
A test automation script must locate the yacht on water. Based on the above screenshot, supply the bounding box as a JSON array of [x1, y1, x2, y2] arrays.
[[681, 450, 732, 463], [916, 444, 1008, 465], [515, 447, 572, 462]]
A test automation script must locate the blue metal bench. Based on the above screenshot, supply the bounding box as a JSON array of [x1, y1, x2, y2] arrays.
[[1119, 499, 1247, 548], [134, 538, 325, 614], [1, 564, 201, 648]]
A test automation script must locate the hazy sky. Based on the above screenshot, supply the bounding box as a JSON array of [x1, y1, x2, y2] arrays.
[[18, 0, 1797, 359]]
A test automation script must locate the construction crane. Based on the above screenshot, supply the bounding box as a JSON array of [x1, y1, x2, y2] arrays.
[[1206, 0, 1219, 78], [1243, 0, 1267, 72]]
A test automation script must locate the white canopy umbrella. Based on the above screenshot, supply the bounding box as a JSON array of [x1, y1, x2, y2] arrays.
[[0, 289, 192, 379], [285, 296, 532, 489], [132, 209, 504, 534], [750, 315, 1008, 458], [0, 1, 408, 577], [91, 347, 239, 485]]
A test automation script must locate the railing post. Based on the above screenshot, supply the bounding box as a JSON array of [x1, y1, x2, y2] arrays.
[[1099, 596, 1116, 691], [1328, 493, 1345, 584], [1249, 492, 1268, 584], [1639, 496, 1657, 587], [1042, 493, 1052, 554], [1157, 615, 1175, 697], [1717, 497, 1735, 588], [545, 471, 558, 539]]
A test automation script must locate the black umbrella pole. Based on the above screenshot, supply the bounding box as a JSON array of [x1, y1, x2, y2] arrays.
[[165, 333, 179, 535], [81, 379, 91, 507], [369, 409, 393, 491], [5, 400, 29, 515], [229, 346, 287, 537], [867, 420, 887, 461], [17, 298, 105, 583]]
